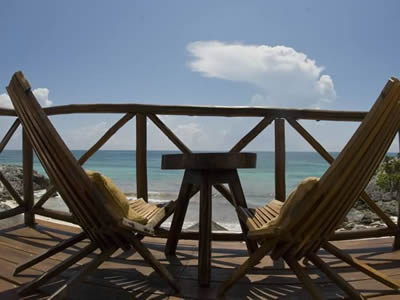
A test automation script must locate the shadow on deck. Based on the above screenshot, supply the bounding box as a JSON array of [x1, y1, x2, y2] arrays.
[[0, 219, 399, 299]]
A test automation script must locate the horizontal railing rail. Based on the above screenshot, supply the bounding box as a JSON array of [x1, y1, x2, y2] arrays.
[[1, 104, 366, 120], [0, 103, 399, 249]]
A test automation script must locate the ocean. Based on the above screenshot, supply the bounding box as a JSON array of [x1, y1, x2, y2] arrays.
[[1, 150, 334, 231]]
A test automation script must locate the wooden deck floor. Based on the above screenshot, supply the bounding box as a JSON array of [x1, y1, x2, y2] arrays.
[[0, 219, 399, 299]]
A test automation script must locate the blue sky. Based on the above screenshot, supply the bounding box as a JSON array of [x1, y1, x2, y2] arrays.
[[0, 1, 399, 151]]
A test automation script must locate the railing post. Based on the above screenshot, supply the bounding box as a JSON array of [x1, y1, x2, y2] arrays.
[[136, 113, 148, 202], [23, 129, 35, 226], [275, 119, 286, 202], [393, 131, 400, 250]]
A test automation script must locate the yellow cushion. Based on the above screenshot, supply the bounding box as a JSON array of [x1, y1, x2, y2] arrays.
[[86, 170, 147, 224], [251, 177, 319, 238]]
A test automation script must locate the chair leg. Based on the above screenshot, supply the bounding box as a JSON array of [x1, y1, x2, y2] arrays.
[[128, 234, 179, 292], [14, 232, 87, 275], [284, 256, 324, 300], [19, 243, 98, 296], [47, 247, 117, 300], [229, 170, 258, 254], [307, 252, 366, 300], [165, 172, 194, 255], [217, 239, 276, 296], [323, 242, 400, 291]]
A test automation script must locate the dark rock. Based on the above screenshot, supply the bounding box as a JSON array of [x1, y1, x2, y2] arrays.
[[345, 209, 364, 224], [360, 210, 380, 224], [382, 192, 394, 202], [337, 176, 399, 231], [379, 200, 398, 216], [0, 164, 50, 201]]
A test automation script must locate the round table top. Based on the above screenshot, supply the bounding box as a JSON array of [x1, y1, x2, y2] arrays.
[[161, 152, 256, 170]]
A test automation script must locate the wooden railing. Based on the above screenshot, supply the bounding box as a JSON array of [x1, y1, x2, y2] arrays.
[[0, 104, 399, 248]]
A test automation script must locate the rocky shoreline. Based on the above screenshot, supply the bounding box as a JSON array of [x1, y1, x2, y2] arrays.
[[0, 164, 50, 213], [339, 177, 399, 231], [0, 164, 398, 231]]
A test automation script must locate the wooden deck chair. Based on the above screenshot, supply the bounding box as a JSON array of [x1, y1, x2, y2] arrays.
[[219, 77, 400, 299], [7, 71, 178, 299]]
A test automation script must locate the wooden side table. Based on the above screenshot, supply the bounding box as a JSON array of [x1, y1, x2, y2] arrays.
[[162, 152, 258, 286]]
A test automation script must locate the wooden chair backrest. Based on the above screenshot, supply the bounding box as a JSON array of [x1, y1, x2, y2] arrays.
[[7, 71, 125, 250], [274, 78, 400, 259]]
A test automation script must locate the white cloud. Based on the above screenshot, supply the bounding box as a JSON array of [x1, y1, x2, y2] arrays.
[[0, 88, 53, 109], [0, 93, 13, 109], [187, 41, 336, 108], [174, 122, 209, 149], [32, 88, 53, 107], [63, 121, 109, 149]]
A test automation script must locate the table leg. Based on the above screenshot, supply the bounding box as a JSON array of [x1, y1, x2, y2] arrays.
[[229, 170, 258, 254], [199, 172, 212, 286], [165, 170, 194, 255]]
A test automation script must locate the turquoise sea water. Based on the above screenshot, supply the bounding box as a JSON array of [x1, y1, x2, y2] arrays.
[[0, 150, 334, 230]]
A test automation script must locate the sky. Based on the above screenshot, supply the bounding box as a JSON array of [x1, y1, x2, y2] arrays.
[[0, 0, 399, 152]]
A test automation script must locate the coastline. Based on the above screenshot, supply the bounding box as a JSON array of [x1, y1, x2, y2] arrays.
[[1, 185, 397, 233], [1, 159, 398, 233]]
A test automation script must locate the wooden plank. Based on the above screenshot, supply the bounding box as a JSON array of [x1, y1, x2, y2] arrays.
[[33, 185, 57, 210], [287, 118, 397, 231], [0, 206, 24, 220], [48, 247, 117, 300], [261, 205, 280, 219], [148, 114, 192, 153], [33, 208, 76, 224], [213, 184, 235, 206], [323, 242, 400, 290], [248, 211, 264, 228], [286, 118, 334, 163], [0, 172, 24, 206], [13, 232, 86, 275], [198, 172, 212, 286], [271, 79, 400, 259], [136, 113, 148, 202], [162, 152, 256, 170], [78, 113, 135, 165], [394, 130, 400, 250], [156, 228, 245, 241], [22, 129, 34, 226], [228, 171, 258, 253], [8, 71, 114, 249], [218, 239, 277, 296], [237, 207, 259, 231], [39, 103, 368, 122], [0, 220, 398, 299], [0, 277, 18, 293], [34, 114, 135, 210], [198, 171, 212, 286], [308, 252, 365, 300], [306, 85, 400, 253], [330, 227, 398, 241], [257, 206, 277, 221], [360, 193, 398, 230], [124, 234, 179, 292], [143, 206, 159, 219], [274, 119, 286, 201], [0, 119, 20, 153], [230, 116, 274, 152], [19, 243, 98, 296], [284, 256, 324, 300], [252, 208, 270, 224], [165, 171, 194, 254], [0, 256, 44, 285]]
